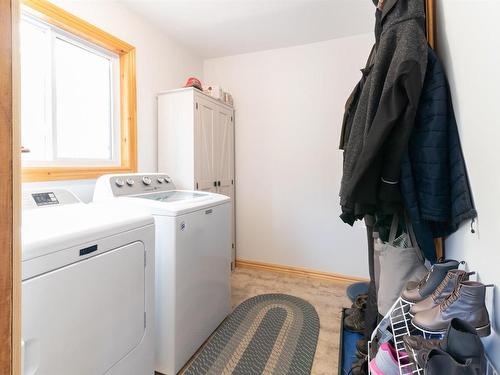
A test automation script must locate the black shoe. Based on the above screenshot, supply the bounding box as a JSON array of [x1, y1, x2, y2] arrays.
[[356, 338, 368, 357], [415, 318, 486, 374], [350, 357, 368, 375], [425, 348, 476, 375], [441, 318, 486, 374]]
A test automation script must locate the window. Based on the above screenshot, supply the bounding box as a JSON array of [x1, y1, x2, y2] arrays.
[[21, 0, 137, 181]]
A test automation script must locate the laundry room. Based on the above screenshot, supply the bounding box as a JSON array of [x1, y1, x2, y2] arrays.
[[1, 0, 499, 374]]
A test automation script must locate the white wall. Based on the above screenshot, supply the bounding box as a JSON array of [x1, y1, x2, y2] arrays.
[[435, 0, 500, 367], [24, 0, 204, 201], [204, 34, 374, 278]]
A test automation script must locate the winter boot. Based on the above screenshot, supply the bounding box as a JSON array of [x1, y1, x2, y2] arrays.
[[401, 259, 460, 304], [441, 318, 486, 374], [412, 281, 491, 336], [409, 269, 471, 316], [424, 348, 477, 375], [408, 318, 486, 374]]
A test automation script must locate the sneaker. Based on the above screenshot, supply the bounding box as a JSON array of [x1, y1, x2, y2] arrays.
[[369, 343, 410, 375]]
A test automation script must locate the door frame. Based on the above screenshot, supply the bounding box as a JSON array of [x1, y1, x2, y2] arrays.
[[1, 0, 21, 374], [0, 1, 438, 373]]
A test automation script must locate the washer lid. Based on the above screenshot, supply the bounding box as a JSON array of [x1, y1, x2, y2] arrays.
[[135, 190, 208, 203], [22, 201, 153, 261], [122, 190, 230, 216]]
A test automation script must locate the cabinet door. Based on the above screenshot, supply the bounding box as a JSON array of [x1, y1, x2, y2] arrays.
[[214, 107, 234, 192], [194, 97, 217, 193], [214, 106, 235, 263]]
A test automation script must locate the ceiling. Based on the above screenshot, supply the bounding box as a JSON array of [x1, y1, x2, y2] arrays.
[[121, 0, 376, 58]]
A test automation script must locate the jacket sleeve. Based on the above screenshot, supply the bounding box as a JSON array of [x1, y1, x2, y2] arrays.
[[348, 60, 423, 206]]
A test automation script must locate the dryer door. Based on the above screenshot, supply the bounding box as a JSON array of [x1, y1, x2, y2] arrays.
[[22, 241, 146, 375]]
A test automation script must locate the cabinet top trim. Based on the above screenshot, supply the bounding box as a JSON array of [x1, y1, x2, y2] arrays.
[[157, 87, 234, 110]]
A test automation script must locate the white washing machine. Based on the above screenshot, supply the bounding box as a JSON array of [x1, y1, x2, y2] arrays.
[[22, 188, 155, 375], [93, 173, 232, 375]]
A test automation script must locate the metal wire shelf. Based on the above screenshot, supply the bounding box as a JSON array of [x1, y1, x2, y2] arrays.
[[367, 297, 498, 375]]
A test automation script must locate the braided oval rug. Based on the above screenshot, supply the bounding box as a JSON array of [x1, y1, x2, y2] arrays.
[[182, 294, 320, 375]]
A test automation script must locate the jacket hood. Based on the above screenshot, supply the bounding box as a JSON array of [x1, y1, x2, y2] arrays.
[[380, 0, 425, 29]]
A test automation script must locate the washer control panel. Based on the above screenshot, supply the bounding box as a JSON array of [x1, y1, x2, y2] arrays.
[[109, 174, 175, 197]]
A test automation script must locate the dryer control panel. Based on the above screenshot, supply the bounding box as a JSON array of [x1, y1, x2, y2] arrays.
[[23, 189, 81, 210]]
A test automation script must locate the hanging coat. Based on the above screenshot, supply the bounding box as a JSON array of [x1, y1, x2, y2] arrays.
[[400, 47, 477, 261], [340, 0, 428, 225]]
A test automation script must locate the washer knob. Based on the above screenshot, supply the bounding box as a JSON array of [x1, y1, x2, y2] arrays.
[[126, 178, 135, 186], [157, 177, 165, 183], [142, 176, 152, 185], [115, 178, 125, 187]]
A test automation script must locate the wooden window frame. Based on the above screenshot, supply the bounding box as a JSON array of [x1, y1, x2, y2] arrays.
[[2, 0, 21, 374], [20, 0, 137, 182]]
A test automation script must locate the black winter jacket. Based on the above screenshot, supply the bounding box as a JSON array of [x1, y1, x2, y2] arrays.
[[340, 0, 428, 225], [400, 48, 477, 262]]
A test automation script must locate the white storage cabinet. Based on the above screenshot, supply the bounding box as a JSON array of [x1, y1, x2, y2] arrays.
[[158, 87, 236, 264]]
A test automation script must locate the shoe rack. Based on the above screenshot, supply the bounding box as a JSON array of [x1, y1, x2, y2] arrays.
[[367, 297, 498, 375]]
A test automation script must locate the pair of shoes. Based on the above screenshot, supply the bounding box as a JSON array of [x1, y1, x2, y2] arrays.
[[344, 294, 368, 333], [411, 277, 492, 336], [409, 269, 472, 316], [405, 318, 486, 374], [368, 342, 410, 375], [401, 259, 460, 304]]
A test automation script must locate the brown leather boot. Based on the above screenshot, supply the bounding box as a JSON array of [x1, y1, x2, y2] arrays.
[[402, 335, 441, 363], [411, 281, 491, 337], [401, 259, 460, 304], [409, 269, 470, 316]]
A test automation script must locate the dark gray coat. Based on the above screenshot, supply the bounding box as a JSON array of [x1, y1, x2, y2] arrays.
[[340, 0, 428, 225]]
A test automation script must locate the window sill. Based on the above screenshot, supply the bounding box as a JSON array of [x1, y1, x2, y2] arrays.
[[22, 165, 137, 182]]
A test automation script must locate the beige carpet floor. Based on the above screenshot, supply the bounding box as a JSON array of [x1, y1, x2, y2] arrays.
[[231, 267, 352, 375]]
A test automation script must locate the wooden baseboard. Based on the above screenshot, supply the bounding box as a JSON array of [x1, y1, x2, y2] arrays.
[[235, 259, 368, 284]]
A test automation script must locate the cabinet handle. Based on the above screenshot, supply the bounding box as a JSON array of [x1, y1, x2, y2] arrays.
[[214, 181, 217, 187], [218, 181, 221, 187]]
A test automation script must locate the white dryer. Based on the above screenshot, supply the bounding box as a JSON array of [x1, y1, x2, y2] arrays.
[[22, 189, 155, 375], [93, 173, 231, 375]]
